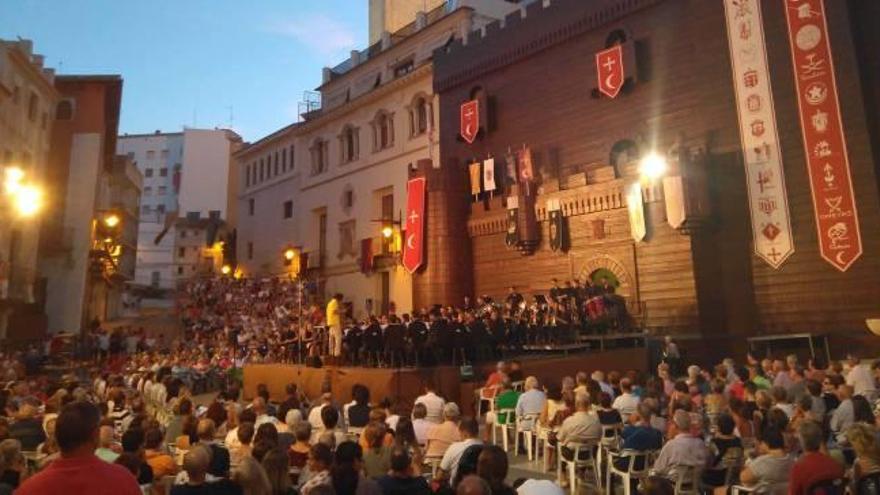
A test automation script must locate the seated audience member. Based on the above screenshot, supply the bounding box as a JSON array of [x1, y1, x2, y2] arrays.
[[300, 443, 333, 495], [612, 378, 640, 420], [95, 424, 120, 462], [439, 417, 482, 483], [232, 456, 272, 495], [456, 475, 492, 495], [719, 427, 792, 495], [331, 441, 381, 495], [170, 445, 242, 495], [377, 447, 431, 495], [616, 402, 663, 471], [144, 427, 178, 478], [16, 401, 142, 495], [262, 447, 296, 495], [288, 422, 312, 469], [830, 384, 855, 444], [197, 418, 230, 478], [514, 377, 546, 430], [847, 423, 880, 494], [701, 413, 743, 488], [225, 409, 257, 453], [278, 409, 301, 450], [597, 392, 624, 426], [308, 393, 333, 434], [425, 403, 462, 458], [789, 421, 844, 495], [347, 384, 371, 429], [230, 422, 255, 467], [361, 422, 392, 479], [317, 406, 346, 446], [556, 392, 601, 467], [652, 410, 710, 482], [411, 403, 432, 445], [477, 445, 517, 495], [484, 378, 519, 442], [415, 383, 446, 424], [8, 404, 45, 451], [120, 427, 154, 486], [0, 439, 26, 491]]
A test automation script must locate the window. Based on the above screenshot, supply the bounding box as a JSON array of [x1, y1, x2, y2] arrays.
[[143, 186, 152, 196], [289, 145, 295, 171], [251, 161, 257, 185], [159, 168, 168, 177], [157, 204, 166, 214], [247, 242, 254, 260], [127, 151, 135, 160], [151, 271, 160, 287], [310, 138, 328, 175], [161, 150, 169, 159], [281, 148, 287, 172], [146, 150, 155, 160], [178, 247, 186, 258], [283, 200, 293, 219], [372, 112, 394, 151], [259, 158, 265, 181], [27, 92, 38, 121], [273, 152, 279, 176], [158, 186, 167, 195], [339, 126, 359, 163], [141, 205, 152, 215], [144, 168, 154, 177], [177, 266, 184, 275], [245, 164, 251, 187], [411, 96, 430, 136], [56, 99, 74, 120], [248, 198, 255, 216], [338, 220, 357, 259], [209, 210, 220, 220], [394, 60, 414, 78], [343, 188, 354, 210], [186, 211, 200, 221]]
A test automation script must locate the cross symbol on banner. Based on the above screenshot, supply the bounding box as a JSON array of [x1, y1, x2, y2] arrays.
[[409, 210, 420, 225], [767, 247, 782, 263], [603, 56, 616, 72]]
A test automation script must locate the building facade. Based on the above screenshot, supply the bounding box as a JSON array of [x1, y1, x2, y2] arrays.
[[40, 75, 131, 334], [430, 0, 880, 356], [0, 39, 58, 340], [117, 128, 241, 290], [236, 1, 524, 317]]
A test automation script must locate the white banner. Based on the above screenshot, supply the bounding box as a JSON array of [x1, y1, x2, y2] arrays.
[[627, 183, 646, 243], [723, 0, 794, 268], [483, 158, 496, 192]]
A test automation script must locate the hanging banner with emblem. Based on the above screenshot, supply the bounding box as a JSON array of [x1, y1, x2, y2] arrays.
[[483, 158, 497, 193], [402, 178, 426, 274], [724, 0, 794, 268], [548, 209, 566, 252], [596, 45, 624, 99], [460, 100, 479, 144], [626, 183, 646, 242], [468, 161, 481, 198], [783, 0, 861, 271], [505, 196, 519, 248]]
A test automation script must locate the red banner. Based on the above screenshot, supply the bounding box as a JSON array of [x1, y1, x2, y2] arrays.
[[402, 178, 426, 274], [783, 0, 861, 271], [596, 45, 624, 99], [460, 100, 479, 144]]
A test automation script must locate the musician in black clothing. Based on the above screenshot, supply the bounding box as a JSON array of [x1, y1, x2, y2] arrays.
[[384, 315, 407, 368], [505, 286, 523, 311], [549, 279, 562, 304], [406, 313, 429, 366], [342, 322, 362, 366], [363, 317, 384, 367]]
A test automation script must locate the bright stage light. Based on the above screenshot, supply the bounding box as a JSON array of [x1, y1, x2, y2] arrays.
[[13, 184, 42, 217], [638, 152, 668, 181]]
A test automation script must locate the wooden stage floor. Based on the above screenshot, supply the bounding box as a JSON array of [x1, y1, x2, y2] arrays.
[[243, 346, 649, 416]]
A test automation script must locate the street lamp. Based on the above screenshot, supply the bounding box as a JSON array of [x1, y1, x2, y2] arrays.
[[103, 213, 120, 228], [283, 248, 296, 261], [12, 184, 42, 217], [638, 152, 668, 182], [221, 264, 232, 275], [381, 225, 394, 239]]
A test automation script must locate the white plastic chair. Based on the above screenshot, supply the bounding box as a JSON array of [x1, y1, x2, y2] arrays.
[[606, 449, 656, 495], [672, 465, 702, 495], [491, 408, 516, 452], [515, 413, 540, 460], [557, 441, 600, 494]]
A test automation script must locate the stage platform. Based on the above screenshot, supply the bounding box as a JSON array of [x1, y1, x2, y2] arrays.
[[243, 346, 649, 416]]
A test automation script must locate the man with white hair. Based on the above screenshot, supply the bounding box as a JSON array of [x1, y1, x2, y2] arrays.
[[591, 370, 615, 398], [651, 409, 709, 480], [425, 402, 461, 458], [557, 392, 601, 448], [514, 376, 546, 427]]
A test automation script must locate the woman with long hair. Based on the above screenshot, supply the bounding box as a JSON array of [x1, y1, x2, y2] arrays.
[[392, 417, 423, 471], [233, 455, 273, 495], [262, 447, 296, 495], [361, 423, 392, 479]]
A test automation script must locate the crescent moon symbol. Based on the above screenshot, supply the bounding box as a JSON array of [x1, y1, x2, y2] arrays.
[[835, 251, 847, 266], [605, 72, 619, 90], [406, 234, 416, 251]]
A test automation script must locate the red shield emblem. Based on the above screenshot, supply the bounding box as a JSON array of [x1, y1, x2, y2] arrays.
[[402, 178, 426, 274], [596, 45, 625, 99], [460, 100, 479, 144]]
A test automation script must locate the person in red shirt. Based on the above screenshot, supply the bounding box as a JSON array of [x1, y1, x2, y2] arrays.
[[17, 401, 141, 495], [788, 421, 844, 495]]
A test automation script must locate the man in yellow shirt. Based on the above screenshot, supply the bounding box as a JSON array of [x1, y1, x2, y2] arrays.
[[326, 293, 344, 363]]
